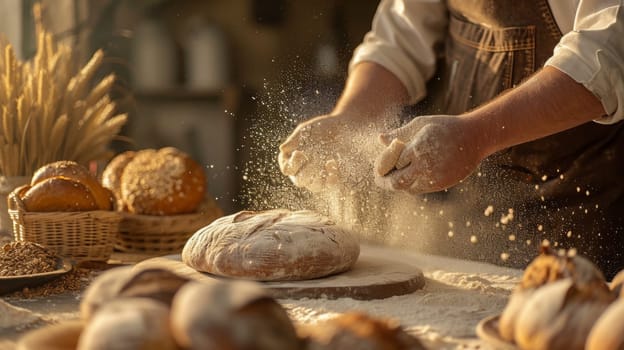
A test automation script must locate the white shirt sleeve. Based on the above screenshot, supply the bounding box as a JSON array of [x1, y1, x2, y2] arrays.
[[348, 0, 448, 105], [545, 0, 624, 124]]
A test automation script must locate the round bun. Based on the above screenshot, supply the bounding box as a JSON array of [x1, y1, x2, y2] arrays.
[[77, 297, 178, 350], [22, 177, 99, 212], [120, 148, 206, 215], [301, 312, 425, 350], [101, 151, 136, 210], [170, 280, 301, 350], [31, 160, 112, 210], [182, 209, 360, 281]]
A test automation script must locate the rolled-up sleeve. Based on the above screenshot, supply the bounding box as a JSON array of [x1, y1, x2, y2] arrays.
[[545, 0, 624, 124], [348, 0, 448, 105]]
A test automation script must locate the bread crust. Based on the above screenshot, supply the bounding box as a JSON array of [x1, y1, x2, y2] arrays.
[[101, 151, 136, 210], [120, 148, 206, 215], [182, 209, 360, 281], [31, 160, 112, 210], [22, 177, 99, 212]]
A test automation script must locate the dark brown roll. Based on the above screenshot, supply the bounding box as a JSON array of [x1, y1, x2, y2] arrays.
[[21, 177, 99, 212], [120, 148, 206, 215], [31, 160, 112, 210]]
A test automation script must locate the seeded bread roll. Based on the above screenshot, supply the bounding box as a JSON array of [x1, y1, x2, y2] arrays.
[[21, 177, 99, 212], [101, 151, 136, 210], [120, 148, 206, 215], [31, 160, 113, 210]]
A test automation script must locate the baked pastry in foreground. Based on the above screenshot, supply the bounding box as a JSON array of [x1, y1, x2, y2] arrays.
[[182, 209, 360, 281]]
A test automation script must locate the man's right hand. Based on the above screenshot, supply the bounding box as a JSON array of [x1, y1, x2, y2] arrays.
[[278, 114, 353, 192]]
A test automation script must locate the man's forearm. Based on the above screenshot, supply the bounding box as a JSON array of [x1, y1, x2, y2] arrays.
[[332, 62, 409, 122], [466, 66, 607, 158]]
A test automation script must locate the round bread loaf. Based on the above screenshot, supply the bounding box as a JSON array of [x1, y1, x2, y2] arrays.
[[80, 266, 189, 321], [21, 177, 99, 212], [182, 209, 360, 281], [499, 246, 610, 343], [120, 148, 206, 215], [514, 278, 612, 350], [101, 150, 136, 210], [77, 297, 178, 350], [301, 312, 425, 350], [170, 280, 302, 350], [31, 160, 112, 210]]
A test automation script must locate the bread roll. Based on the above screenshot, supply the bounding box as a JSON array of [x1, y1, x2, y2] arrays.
[[77, 298, 178, 350], [80, 266, 189, 321], [514, 278, 611, 350], [17, 320, 83, 350], [21, 177, 99, 212], [301, 312, 425, 350], [499, 246, 611, 343], [182, 209, 360, 281], [101, 150, 136, 210], [31, 160, 112, 210], [120, 148, 206, 215], [586, 298, 624, 350], [170, 280, 301, 350]]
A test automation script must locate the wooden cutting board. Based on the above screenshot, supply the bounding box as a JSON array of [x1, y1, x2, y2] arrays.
[[134, 244, 425, 300]]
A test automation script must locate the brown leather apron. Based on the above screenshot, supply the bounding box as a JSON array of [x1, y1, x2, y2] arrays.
[[409, 0, 624, 277]]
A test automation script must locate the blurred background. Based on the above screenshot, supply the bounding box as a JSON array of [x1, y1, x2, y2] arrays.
[[0, 0, 380, 213]]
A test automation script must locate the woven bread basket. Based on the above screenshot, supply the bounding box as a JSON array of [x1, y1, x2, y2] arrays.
[[8, 185, 121, 262], [114, 197, 223, 254]]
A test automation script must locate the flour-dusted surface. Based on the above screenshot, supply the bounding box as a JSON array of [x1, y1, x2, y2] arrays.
[[280, 244, 522, 349], [182, 209, 360, 281]]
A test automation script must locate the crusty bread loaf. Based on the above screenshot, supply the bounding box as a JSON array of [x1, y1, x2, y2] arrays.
[[31, 160, 112, 210], [170, 280, 301, 350], [182, 209, 360, 281], [514, 278, 611, 350], [101, 150, 136, 210], [499, 246, 612, 343], [77, 297, 178, 350], [118, 148, 206, 215], [300, 312, 425, 350], [80, 266, 189, 321], [21, 177, 99, 212]]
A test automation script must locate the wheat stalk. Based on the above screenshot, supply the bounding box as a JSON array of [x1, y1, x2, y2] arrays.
[[0, 31, 127, 177]]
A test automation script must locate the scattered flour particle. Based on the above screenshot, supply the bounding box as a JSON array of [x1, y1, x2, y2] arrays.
[[534, 184, 539, 190], [465, 221, 472, 227], [559, 174, 564, 180], [585, 190, 590, 196], [500, 252, 510, 261], [576, 187, 581, 192], [470, 235, 478, 244], [537, 225, 543, 232], [484, 205, 494, 216], [541, 175, 548, 181], [526, 239, 532, 245], [439, 210, 444, 216], [508, 234, 516, 241], [448, 231, 454, 238], [448, 222, 454, 228]]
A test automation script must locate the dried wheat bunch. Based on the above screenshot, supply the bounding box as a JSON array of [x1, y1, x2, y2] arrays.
[[0, 32, 127, 176]]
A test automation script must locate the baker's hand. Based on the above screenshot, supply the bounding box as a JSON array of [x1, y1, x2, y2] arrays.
[[374, 115, 487, 194], [278, 114, 354, 192]]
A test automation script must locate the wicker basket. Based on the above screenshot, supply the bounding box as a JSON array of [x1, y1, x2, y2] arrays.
[[8, 185, 121, 262], [115, 199, 223, 254]]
